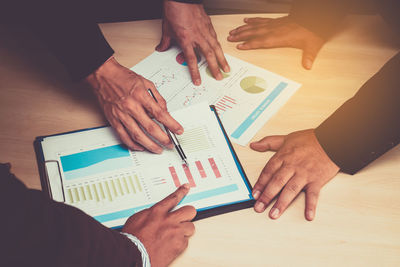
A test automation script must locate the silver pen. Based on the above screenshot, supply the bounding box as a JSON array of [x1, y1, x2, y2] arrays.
[[147, 89, 188, 165]]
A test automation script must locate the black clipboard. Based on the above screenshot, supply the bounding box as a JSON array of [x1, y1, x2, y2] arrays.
[[34, 105, 255, 227]]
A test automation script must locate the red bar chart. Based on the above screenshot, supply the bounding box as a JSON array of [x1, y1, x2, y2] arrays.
[[208, 158, 221, 178], [183, 164, 196, 187], [168, 158, 222, 188], [169, 166, 181, 187], [195, 161, 207, 178], [215, 96, 237, 113]]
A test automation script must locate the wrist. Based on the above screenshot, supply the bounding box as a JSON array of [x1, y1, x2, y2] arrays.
[[84, 56, 135, 101], [121, 232, 151, 267]]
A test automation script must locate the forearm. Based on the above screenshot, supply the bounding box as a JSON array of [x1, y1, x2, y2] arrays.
[[0, 163, 142, 266], [315, 52, 400, 174]]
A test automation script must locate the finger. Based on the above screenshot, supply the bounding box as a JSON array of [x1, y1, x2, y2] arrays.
[[305, 185, 320, 221], [198, 40, 222, 80], [141, 92, 184, 135], [171, 205, 197, 222], [228, 27, 268, 42], [116, 107, 165, 153], [250, 135, 285, 152], [145, 82, 168, 111], [254, 165, 295, 213], [156, 21, 172, 52], [301, 44, 321, 70], [237, 34, 283, 50], [269, 175, 306, 219], [155, 183, 190, 212], [104, 107, 144, 151], [182, 46, 202, 85], [244, 17, 273, 25], [208, 38, 230, 73], [181, 221, 196, 237], [228, 24, 255, 36], [252, 156, 282, 201]]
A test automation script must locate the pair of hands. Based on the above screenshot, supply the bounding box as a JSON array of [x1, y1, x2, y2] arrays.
[[86, 1, 229, 153], [229, 17, 339, 220]]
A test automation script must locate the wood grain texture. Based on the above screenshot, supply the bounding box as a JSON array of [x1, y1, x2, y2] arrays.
[[0, 14, 399, 267]]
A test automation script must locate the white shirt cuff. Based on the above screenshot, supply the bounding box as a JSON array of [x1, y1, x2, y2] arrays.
[[121, 232, 151, 267]]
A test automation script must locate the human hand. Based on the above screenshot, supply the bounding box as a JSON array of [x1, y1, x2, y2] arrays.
[[228, 16, 325, 69], [85, 57, 183, 154], [250, 129, 340, 221], [122, 184, 196, 267], [156, 1, 230, 85]]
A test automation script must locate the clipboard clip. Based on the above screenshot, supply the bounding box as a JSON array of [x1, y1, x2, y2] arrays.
[[44, 160, 66, 203]]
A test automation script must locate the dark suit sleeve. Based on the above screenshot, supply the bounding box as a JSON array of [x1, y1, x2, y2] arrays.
[[315, 52, 400, 174], [0, 163, 143, 267], [4, 0, 202, 81]]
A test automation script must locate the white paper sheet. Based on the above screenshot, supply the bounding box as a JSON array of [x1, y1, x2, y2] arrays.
[[132, 47, 301, 145], [40, 102, 252, 228]]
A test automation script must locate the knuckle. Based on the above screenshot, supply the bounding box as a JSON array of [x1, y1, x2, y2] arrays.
[[307, 190, 319, 198], [152, 107, 164, 119], [204, 49, 215, 59], [274, 175, 287, 187], [211, 40, 222, 50], [287, 182, 299, 193], [259, 190, 274, 203], [129, 130, 142, 142], [143, 122, 158, 134]]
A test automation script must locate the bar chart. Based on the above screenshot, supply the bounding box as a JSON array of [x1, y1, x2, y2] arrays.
[[168, 157, 222, 188], [178, 126, 212, 153], [214, 95, 237, 115], [65, 173, 143, 204]]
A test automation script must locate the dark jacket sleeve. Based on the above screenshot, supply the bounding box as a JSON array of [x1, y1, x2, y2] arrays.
[[0, 163, 143, 267], [3, 0, 202, 81], [315, 52, 400, 174]]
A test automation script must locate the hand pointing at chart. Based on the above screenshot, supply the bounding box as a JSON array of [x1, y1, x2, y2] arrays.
[[123, 184, 196, 267], [156, 1, 230, 85]]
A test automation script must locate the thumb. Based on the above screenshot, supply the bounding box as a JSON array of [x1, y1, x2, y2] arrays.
[[156, 22, 172, 52], [250, 135, 285, 152], [301, 45, 320, 70]]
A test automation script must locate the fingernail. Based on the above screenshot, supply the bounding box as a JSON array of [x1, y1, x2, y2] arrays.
[[254, 202, 265, 212], [307, 210, 314, 220], [182, 183, 190, 189], [177, 129, 184, 135], [194, 79, 201, 86], [270, 208, 280, 219], [216, 73, 223, 80], [305, 59, 313, 70], [223, 65, 230, 73], [237, 44, 245, 49], [244, 18, 248, 22], [252, 190, 261, 200]]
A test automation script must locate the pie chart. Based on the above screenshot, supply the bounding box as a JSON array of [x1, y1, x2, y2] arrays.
[[240, 76, 267, 94]]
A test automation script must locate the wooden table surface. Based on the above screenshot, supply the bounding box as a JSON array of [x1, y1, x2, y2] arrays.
[[1, 14, 399, 266]]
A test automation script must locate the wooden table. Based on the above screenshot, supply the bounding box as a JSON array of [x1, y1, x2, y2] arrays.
[[1, 14, 399, 266]]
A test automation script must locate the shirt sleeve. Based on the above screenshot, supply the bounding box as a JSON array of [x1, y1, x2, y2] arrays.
[[315, 52, 400, 174], [0, 163, 143, 266]]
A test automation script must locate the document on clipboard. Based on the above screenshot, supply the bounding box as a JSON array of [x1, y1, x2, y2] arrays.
[[34, 102, 254, 229]]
